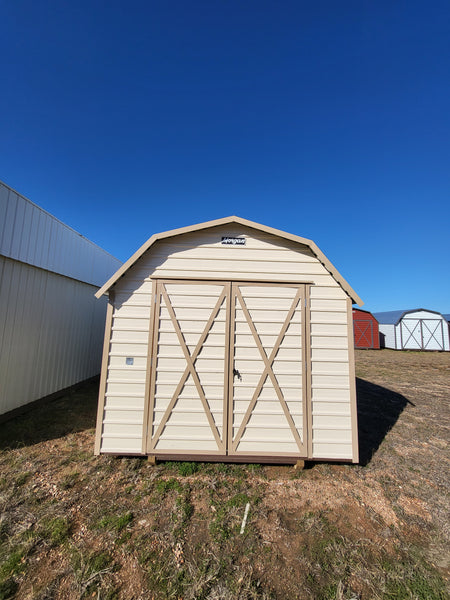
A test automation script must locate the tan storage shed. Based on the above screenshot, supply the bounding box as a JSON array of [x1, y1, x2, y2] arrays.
[[95, 217, 363, 464]]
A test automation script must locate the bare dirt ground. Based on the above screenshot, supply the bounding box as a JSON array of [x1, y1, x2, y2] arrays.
[[0, 349, 449, 599]]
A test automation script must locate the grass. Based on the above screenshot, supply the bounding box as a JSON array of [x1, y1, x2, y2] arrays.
[[40, 515, 72, 546], [0, 351, 448, 598]]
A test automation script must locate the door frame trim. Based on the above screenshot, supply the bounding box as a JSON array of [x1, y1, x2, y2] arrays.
[[228, 282, 307, 456], [144, 278, 312, 458]]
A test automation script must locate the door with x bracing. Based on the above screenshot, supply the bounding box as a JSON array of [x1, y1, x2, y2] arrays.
[[354, 319, 374, 347], [147, 280, 308, 458]]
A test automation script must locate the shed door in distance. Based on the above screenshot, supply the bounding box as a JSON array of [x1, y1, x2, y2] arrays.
[[229, 283, 307, 457], [148, 280, 230, 454], [354, 319, 373, 347]]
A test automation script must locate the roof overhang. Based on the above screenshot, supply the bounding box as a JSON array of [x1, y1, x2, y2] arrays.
[[95, 216, 363, 306]]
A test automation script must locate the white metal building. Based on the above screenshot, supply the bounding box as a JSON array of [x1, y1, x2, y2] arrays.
[[0, 181, 122, 419], [95, 217, 363, 464], [374, 309, 450, 351]]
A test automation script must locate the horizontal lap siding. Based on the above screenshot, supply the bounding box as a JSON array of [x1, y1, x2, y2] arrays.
[[100, 224, 355, 460], [100, 278, 152, 453], [310, 290, 353, 460]]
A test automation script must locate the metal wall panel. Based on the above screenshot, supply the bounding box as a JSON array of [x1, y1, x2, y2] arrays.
[[0, 180, 122, 417], [0, 256, 108, 415], [378, 324, 396, 349], [0, 181, 120, 286]]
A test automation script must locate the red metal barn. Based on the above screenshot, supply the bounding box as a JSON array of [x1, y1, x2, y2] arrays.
[[352, 309, 380, 349]]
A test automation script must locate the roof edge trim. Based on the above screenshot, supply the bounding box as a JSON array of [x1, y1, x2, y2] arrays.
[[95, 216, 363, 305]]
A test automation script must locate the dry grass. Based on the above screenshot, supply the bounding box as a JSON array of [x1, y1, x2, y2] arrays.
[[0, 349, 449, 599]]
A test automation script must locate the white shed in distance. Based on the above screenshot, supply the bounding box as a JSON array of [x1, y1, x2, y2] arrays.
[[374, 309, 450, 351], [95, 216, 363, 464]]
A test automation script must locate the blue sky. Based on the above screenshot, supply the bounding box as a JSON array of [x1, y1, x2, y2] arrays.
[[1, 1, 449, 312]]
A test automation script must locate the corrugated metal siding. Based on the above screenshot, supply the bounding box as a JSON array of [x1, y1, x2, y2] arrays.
[[99, 224, 356, 461], [0, 256, 108, 415], [0, 180, 122, 417], [0, 181, 120, 286]]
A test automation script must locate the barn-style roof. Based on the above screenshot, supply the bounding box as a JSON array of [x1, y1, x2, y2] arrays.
[[374, 308, 446, 325], [95, 216, 363, 305]]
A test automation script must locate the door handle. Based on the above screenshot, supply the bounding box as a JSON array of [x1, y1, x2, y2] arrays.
[[233, 368, 242, 381]]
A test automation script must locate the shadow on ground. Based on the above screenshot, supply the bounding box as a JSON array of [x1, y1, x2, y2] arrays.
[[356, 377, 412, 466], [0, 375, 412, 466], [0, 378, 99, 450]]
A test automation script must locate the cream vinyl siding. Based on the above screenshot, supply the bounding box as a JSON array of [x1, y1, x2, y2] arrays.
[[99, 224, 356, 461], [102, 278, 152, 453]]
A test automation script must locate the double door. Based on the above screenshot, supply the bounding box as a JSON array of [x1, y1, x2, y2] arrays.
[[146, 280, 308, 458], [400, 318, 445, 350]]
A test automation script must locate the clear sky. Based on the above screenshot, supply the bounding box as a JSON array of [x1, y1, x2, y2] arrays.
[[1, 1, 449, 313]]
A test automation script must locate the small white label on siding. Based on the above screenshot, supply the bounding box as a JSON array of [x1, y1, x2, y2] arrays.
[[221, 236, 246, 246]]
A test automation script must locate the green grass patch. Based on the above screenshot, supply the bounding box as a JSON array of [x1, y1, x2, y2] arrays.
[[174, 461, 199, 476], [381, 555, 448, 600], [209, 492, 251, 542], [154, 477, 183, 496], [0, 548, 27, 581], [40, 516, 71, 546], [97, 511, 134, 534], [0, 577, 19, 600]]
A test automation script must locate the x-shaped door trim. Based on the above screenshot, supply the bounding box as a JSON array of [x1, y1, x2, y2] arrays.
[[401, 320, 422, 348], [149, 282, 228, 452], [355, 320, 372, 347], [422, 320, 444, 349], [230, 285, 304, 453]]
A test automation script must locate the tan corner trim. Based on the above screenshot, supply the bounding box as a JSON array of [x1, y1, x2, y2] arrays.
[[347, 297, 359, 464], [141, 279, 157, 454], [227, 284, 236, 454], [223, 281, 232, 456], [95, 216, 363, 306], [146, 280, 162, 452], [94, 294, 114, 455], [304, 285, 313, 459]]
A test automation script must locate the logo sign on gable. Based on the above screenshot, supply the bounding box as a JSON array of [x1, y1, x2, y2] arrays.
[[221, 236, 246, 246]]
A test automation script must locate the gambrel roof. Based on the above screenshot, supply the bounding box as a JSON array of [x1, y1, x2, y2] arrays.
[[95, 216, 363, 305], [374, 308, 446, 325]]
